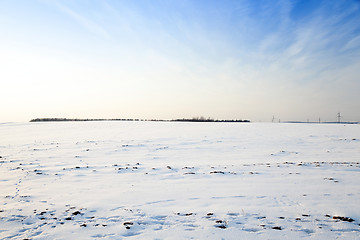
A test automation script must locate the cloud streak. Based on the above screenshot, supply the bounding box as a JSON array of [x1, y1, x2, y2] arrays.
[[51, 0, 112, 40]]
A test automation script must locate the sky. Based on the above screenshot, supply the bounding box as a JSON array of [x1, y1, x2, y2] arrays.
[[1, 0, 360, 122]]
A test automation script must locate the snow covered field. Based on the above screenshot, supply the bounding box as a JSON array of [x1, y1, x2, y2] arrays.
[[0, 121, 359, 239]]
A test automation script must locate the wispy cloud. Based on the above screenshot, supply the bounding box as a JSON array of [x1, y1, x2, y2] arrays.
[[253, 0, 360, 78], [51, 0, 112, 40]]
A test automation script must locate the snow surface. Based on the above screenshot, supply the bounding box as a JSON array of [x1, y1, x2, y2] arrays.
[[0, 121, 359, 239]]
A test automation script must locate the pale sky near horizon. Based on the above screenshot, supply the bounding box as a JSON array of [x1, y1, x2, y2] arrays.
[[1, 0, 360, 122]]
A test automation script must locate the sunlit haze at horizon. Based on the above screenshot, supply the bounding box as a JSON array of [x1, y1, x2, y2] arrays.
[[1, 0, 360, 122]]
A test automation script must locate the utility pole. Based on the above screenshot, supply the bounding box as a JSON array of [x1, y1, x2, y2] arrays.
[[319, 117, 321, 123], [337, 112, 342, 123], [272, 116, 275, 123]]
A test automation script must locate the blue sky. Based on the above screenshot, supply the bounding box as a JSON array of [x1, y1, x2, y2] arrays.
[[1, 0, 360, 122]]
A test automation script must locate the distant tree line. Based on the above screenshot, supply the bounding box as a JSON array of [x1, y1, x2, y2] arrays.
[[173, 117, 250, 122], [30, 118, 142, 122], [30, 117, 251, 123]]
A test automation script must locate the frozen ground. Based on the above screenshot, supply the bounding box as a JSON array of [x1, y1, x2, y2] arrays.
[[0, 121, 359, 239]]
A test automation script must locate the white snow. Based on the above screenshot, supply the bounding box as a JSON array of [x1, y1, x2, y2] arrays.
[[0, 121, 359, 239]]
